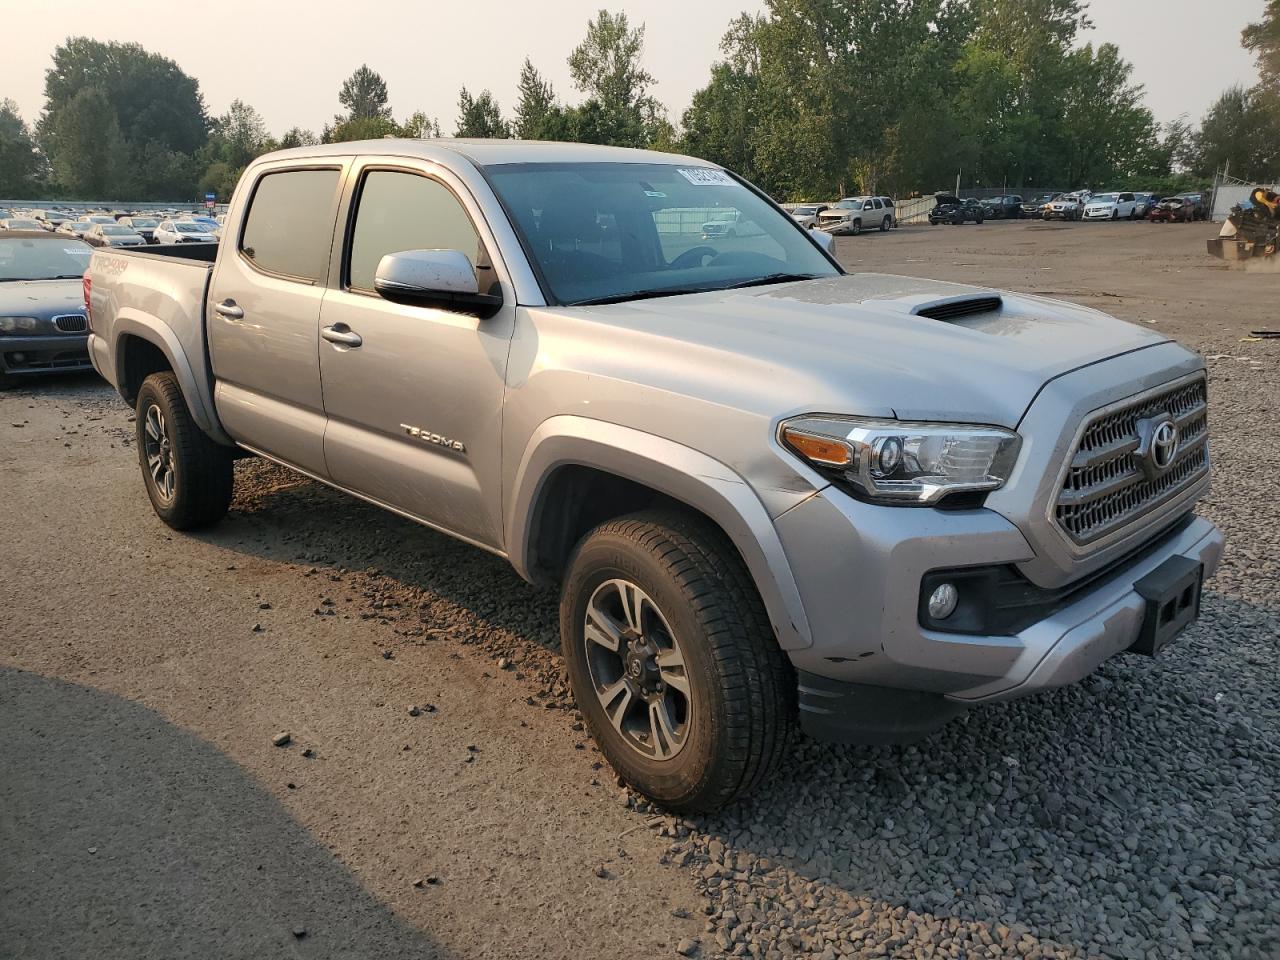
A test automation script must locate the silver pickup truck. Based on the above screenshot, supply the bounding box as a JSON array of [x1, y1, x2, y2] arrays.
[[85, 140, 1222, 811]]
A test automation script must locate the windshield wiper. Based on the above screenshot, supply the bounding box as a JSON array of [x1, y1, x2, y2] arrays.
[[721, 273, 819, 290], [569, 287, 719, 306]]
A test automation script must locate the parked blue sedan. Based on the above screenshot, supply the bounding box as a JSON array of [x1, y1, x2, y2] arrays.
[[0, 231, 94, 389]]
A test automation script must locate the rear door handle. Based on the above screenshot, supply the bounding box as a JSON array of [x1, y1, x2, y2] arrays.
[[321, 324, 362, 348], [214, 299, 244, 320]]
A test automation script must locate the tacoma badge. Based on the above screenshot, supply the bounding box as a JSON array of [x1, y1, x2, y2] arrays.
[[399, 424, 466, 453]]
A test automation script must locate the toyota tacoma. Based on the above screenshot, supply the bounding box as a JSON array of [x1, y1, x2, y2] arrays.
[[85, 140, 1221, 811]]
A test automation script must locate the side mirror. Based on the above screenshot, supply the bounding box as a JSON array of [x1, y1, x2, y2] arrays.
[[809, 229, 835, 255], [373, 249, 503, 318]]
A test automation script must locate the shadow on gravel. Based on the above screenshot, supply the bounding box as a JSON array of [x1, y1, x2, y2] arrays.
[[0, 667, 453, 960], [202, 460, 563, 652]]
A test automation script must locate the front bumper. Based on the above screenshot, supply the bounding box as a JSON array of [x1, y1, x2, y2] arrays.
[[0, 334, 92, 376], [1084, 209, 1115, 220]]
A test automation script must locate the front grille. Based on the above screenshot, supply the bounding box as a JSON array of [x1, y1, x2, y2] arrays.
[[1056, 377, 1209, 545], [53, 314, 87, 333]]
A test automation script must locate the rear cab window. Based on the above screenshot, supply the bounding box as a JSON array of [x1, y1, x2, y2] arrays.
[[240, 168, 342, 283]]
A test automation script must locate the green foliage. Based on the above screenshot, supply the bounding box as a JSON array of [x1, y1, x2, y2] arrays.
[[0, 100, 43, 196], [338, 65, 392, 122], [1191, 86, 1280, 182], [513, 59, 559, 140], [278, 127, 319, 149], [44, 87, 129, 198], [401, 112, 442, 139], [1244, 1, 1280, 93], [323, 115, 401, 143], [567, 9, 667, 148], [455, 88, 509, 138]]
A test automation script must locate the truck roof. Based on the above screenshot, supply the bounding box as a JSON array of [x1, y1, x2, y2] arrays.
[[258, 138, 713, 169]]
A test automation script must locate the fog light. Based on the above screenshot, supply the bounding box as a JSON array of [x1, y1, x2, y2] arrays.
[[928, 583, 959, 620]]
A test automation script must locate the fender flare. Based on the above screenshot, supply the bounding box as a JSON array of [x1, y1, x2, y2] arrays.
[[507, 416, 813, 651], [110, 310, 230, 444]]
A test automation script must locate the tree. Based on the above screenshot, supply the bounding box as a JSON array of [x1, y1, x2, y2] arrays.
[[1244, 1, 1280, 93], [567, 9, 666, 148], [41, 38, 208, 155], [681, 16, 766, 181], [338, 65, 392, 122], [1192, 85, 1280, 181], [455, 88, 508, 138], [323, 115, 400, 143], [401, 112, 442, 138], [196, 100, 276, 201], [0, 100, 43, 196], [513, 58, 558, 139], [44, 87, 128, 197], [278, 127, 318, 149]]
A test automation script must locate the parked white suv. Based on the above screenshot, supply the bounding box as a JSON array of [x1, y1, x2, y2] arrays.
[[1084, 192, 1139, 221], [817, 196, 895, 235]]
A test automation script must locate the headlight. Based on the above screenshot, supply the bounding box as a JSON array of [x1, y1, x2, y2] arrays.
[[0, 316, 42, 335], [779, 416, 1021, 504]]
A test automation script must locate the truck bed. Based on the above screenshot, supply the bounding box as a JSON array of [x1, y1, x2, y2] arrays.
[[108, 242, 220, 264]]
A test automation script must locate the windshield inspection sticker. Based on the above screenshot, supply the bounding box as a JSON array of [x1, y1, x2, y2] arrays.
[[676, 167, 734, 187], [65, 247, 91, 255]]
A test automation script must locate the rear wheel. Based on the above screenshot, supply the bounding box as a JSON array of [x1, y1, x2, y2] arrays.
[[880, 216, 892, 232], [135, 372, 234, 530], [560, 510, 794, 812]]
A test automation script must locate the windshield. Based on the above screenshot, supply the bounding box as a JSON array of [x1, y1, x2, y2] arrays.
[[101, 226, 134, 235], [174, 223, 206, 234], [833, 199, 863, 210], [86, 216, 115, 224], [792, 206, 818, 215], [130, 218, 158, 228], [0, 237, 92, 281], [4, 220, 42, 230], [485, 162, 838, 306], [1092, 193, 1118, 203]]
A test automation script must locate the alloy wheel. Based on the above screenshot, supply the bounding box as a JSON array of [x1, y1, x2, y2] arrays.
[[143, 403, 176, 502], [583, 578, 691, 761]]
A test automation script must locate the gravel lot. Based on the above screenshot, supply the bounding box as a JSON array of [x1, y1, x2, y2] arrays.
[[2, 220, 1276, 960]]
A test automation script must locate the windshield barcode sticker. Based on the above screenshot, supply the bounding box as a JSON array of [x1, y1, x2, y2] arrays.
[[65, 247, 91, 255], [676, 168, 734, 187]]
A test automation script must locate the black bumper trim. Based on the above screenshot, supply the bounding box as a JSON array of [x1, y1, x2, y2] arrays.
[[797, 671, 967, 745]]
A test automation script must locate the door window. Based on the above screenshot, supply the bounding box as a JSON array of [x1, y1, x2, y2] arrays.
[[347, 170, 484, 293], [240, 168, 341, 282]]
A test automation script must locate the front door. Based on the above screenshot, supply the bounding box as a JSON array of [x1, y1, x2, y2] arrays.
[[317, 162, 515, 550], [207, 163, 346, 476]]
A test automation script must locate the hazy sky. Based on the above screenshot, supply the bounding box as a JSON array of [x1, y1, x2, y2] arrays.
[[4, 0, 1267, 135]]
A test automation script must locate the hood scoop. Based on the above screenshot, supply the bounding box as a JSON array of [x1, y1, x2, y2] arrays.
[[912, 294, 1003, 322]]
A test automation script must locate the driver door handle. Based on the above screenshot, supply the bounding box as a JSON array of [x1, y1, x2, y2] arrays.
[[214, 299, 244, 320], [321, 324, 363, 348]]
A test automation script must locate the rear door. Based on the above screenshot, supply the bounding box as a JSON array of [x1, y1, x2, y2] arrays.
[[207, 161, 347, 476], [316, 158, 516, 549]]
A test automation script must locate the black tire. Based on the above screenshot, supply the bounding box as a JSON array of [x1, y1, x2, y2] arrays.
[[976, 214, 985, 224], [0, 370, 17, 391], [135, 371, 233, 530], [880, 215, 891, 232], [560, 510, 794, 812], [850, 219, 862, 236]]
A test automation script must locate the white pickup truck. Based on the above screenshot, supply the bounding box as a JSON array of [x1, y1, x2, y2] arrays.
[[85, 140, 1221, 811]]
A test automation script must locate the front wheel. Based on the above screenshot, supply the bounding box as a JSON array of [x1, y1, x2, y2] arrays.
[[135, 372, 234, 530], [850, 219, 862, 236], [560, 511, 794, 812]]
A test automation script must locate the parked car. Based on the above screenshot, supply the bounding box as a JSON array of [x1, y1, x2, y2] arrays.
[[0, 218, 46, 232], [701, 210, 766, 239], [154, 220, 219, 244], [818, 196, 895, 234], [1021, 194, 1060, 218], [1084, 192, 1139, 221], [982, 195, 1024, 219], [1148, 197, 1195, 223], [1043, 193, 1089, 221], [929, 194, 985, 224], [789, 204, 828, 229], [118, 216, 161, 243], [87, 140, 1221, 812], [0, 208, 13, 220], [0, 231, 94, 389], [85, 223, 147, 248], [63, 215, 116, 238], [1133, 192, 1159, 217], [1173, 193, 1208, 221]]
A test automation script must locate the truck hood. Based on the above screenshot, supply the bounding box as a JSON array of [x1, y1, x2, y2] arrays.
[[557, 273, 1169, 427], [0, 279, 86, 318]]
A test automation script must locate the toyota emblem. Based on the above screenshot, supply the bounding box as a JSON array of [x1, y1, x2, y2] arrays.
[[1151, 419, 1179, 470]]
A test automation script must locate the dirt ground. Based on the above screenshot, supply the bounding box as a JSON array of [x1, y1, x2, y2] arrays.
[[1, 219, 1275, 960]]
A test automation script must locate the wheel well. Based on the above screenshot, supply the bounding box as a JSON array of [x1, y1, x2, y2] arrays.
[[528, 465, 750, 587], [118, 335, 172, 405]]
